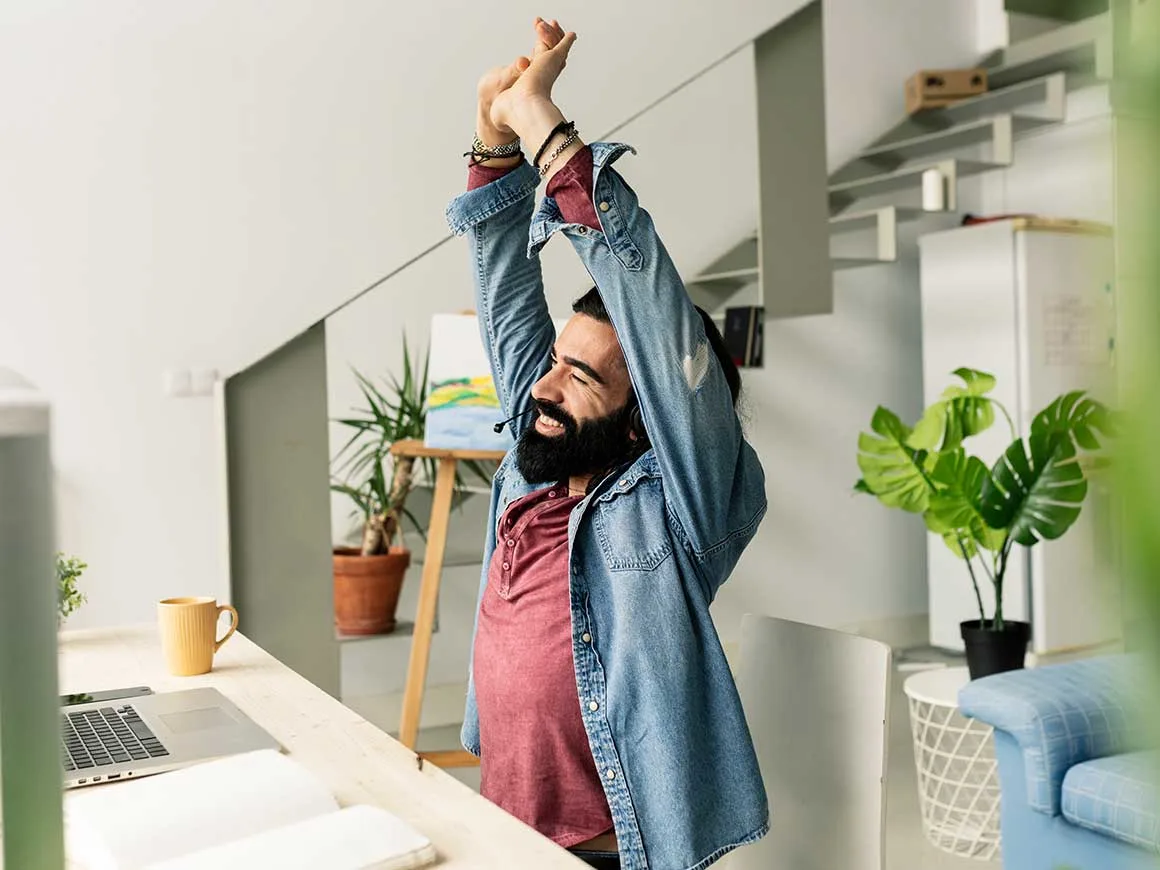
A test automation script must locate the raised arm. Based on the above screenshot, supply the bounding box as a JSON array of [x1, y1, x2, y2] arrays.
[[443, 32, 560, 441], [495, 56, 766, 555]]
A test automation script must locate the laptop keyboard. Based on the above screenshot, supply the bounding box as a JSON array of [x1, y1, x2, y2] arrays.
[[61, 705, 169, 772]]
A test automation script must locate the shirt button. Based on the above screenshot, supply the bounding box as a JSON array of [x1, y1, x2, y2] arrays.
[[599, 201, 610, 212], [605, 769, 616, 780], [619, 479, 628, 487], [548, 491, 556, 498], [502, 562, 510, 570], [581, 633, 592, 643], [577, 226, 588, 235], [588, 701, 599, 712], [506, 539, 514, 547]]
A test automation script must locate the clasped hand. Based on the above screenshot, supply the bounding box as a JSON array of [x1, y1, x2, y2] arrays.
[[476, 17, 577, 146]]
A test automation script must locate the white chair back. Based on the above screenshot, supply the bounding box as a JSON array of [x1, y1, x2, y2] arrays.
[[731, 614, 892, 870]]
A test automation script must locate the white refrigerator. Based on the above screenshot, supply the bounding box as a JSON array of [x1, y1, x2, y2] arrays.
[[918, 218, 1120, 655]]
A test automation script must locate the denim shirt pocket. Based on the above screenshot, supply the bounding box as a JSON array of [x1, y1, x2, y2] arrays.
[[591, 477, 673, 572]]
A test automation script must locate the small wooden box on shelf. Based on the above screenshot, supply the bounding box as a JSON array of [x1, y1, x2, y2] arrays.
[[905, 67, 988, 114]]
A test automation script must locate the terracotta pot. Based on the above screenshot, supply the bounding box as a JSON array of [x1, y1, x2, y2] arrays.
[[333, 546, 410, 636]]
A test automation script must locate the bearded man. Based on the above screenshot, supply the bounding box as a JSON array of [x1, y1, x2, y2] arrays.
[[445, 19, 770, 870]]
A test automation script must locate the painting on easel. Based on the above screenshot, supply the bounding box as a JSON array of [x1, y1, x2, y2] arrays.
[[425, 313, 514, 452]]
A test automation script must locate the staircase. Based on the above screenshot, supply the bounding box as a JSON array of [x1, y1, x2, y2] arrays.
[[689, 12, 1112, 319]]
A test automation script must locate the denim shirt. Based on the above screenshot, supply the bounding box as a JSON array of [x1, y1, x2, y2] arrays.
[[445, 143, 769, 870]]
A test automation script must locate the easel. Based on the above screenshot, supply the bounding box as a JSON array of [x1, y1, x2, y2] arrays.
[[389, 439, 506, 768]]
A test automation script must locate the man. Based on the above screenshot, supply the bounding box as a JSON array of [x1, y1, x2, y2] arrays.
[[445, 19, 769, 870]]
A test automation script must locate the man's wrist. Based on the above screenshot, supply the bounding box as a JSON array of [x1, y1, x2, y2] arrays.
[[476, 104, 517, 148], [474, 104, 523, 169], [508, 98, 585, 184], [507, 97, 565, 158]]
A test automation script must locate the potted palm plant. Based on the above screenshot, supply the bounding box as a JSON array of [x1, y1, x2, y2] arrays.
[[330, 338, 432, 636], [855, 368, 1114, 679], [331, 336, 494, 635]]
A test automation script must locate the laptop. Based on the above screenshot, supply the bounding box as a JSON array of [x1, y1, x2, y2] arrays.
[[60, 686, 281, 789]]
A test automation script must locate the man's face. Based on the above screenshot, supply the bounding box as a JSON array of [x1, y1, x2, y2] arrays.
[[515, 314, 636, 484]]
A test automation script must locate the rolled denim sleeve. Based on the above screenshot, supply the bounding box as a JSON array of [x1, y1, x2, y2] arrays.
[[530, 143, 767, 563], [445, 160, 554, 438]]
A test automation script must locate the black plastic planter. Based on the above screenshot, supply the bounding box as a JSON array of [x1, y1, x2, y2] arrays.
[[960, 620, 1031, 680]]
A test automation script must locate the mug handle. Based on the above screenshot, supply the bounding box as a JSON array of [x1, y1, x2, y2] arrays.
[[215, 604, 239, 652]]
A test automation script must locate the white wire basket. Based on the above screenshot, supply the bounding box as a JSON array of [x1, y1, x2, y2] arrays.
[[905, 668, 1002, 861]]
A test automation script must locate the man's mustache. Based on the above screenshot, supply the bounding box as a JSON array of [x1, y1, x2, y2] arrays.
[[533, 399, 575, 431]]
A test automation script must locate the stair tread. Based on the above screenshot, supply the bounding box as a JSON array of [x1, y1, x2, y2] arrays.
[[828, 206, 924, 230], [985, 13, 1108, 88], [856, 114, 1052, 163], [917, 72, 1066, 126], [687, 266, 758, 287], [833, 256, 894, 269], [828, 158, 1002, 198]]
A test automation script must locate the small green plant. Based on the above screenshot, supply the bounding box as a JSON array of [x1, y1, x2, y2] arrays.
[[57, 553, 87, 624], [855, 368, 1114, 630]]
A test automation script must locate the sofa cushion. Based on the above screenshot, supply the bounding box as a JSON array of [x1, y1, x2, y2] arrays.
[[958, 655, 1147, 815], [1062, 751, 1160, 853]]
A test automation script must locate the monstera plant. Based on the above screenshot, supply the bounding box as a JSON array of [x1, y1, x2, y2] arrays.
[[855, 368, 1114, 678]]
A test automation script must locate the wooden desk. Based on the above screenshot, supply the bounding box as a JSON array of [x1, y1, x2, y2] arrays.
[[50, 625, 585, 869]]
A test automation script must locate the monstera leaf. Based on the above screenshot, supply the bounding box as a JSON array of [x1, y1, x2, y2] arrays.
[[1031, 391, 1115, 451], [908, 368, 998, 452], [856, 407, 935, 513], [981, 430, 1089, 546], [977, 391, 1113, 547], [924, 449, 1007, 557]]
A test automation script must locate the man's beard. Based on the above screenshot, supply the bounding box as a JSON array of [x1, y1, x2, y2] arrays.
[[515, 399, 637, 486]]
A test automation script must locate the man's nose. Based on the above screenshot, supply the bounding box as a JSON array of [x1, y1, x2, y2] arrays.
[[532, 369, 565, 404]]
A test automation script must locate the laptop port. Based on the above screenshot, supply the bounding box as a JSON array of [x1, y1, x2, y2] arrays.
[[107, 774, 121, 780], [77, 778, 87, 785], [91, 776, 101, 783]]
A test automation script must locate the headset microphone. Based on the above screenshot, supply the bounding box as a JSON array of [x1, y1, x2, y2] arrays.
[[493, 407, 537, 434]]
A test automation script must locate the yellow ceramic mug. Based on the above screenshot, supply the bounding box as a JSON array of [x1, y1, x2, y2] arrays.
[[158, 597, 239, 676]]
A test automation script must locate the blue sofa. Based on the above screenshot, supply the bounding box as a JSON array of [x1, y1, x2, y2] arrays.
[[959, 656, 1159, 869]]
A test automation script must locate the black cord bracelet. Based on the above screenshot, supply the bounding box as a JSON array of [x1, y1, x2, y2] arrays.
[[463, 150, 523, 165], [533, 120, 575, 169]]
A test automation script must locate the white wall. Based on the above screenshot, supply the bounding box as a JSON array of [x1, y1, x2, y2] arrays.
[[0, 0, 813, 629]]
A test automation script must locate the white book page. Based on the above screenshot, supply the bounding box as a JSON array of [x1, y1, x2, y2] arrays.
[[146, 805, 437, 870], [65, 750, 337, 870]]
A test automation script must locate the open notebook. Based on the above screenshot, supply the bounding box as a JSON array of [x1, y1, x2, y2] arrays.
[[63, 750, 438, 870]]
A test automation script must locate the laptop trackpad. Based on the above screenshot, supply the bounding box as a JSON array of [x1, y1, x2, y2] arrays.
[[159, 707, 236, 733]]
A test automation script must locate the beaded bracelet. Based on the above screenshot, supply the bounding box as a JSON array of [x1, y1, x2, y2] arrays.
[[471, 133, 521, 157]]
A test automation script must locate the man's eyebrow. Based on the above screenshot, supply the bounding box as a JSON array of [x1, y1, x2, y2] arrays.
[[552, 348, 606, 385]]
